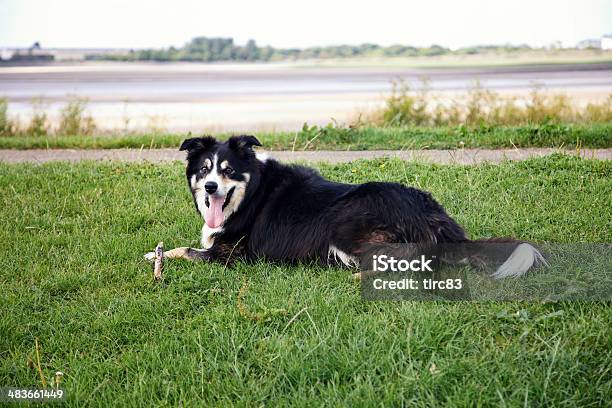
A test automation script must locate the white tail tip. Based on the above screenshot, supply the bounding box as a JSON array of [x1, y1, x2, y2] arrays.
[[491, 243, 548, 279]]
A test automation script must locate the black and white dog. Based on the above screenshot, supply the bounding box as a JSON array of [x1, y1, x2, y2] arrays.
[[145, 135, 546, 278]]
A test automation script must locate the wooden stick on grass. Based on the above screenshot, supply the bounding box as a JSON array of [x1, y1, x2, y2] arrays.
[[153, 241, 164, 281]]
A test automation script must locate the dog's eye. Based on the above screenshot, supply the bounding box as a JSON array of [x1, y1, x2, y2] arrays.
[[224, 167, 235, 176], [200, 166, 209, 174]]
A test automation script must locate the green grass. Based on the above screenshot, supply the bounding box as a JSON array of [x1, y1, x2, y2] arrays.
[[1, 156, 611, 406], [0, 123, 610, 150]]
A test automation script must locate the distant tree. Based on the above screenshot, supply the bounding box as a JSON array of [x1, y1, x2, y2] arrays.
[[89, 36, 534, 62], [420, 45, 450, 56]]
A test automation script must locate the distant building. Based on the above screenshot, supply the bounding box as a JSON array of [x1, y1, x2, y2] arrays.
[[1, 42, 55, 63], [577, 39, 601, 49], [602, 35, 612, 50], [0, 49, 15, 60]]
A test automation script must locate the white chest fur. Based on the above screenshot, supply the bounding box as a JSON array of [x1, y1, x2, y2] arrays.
[[201, 224, 222, 249]]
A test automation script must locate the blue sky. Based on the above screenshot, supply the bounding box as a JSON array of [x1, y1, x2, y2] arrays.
[[1, 0, 611, 49]]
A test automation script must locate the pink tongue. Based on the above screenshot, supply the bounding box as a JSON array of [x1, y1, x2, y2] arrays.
[[205, 195, 225, 228]]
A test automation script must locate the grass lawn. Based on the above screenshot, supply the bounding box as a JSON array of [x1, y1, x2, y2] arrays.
[[1, 155, 610, 406], [0, 123, 610, 150]]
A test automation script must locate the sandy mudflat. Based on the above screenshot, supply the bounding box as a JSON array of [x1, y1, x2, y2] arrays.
[[1, 61, 611, 132]]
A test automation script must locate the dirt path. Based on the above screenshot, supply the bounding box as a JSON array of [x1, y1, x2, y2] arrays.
[[1, 148, 610, 165]]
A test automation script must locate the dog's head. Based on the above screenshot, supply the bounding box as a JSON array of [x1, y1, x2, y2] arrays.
[[180, 135, 262, 229]]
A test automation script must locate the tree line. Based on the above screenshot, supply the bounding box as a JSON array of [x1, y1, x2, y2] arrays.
[[85, 37, 533, 62]]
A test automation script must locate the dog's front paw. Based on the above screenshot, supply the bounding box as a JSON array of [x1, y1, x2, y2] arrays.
[[143, 251, 156, 262]]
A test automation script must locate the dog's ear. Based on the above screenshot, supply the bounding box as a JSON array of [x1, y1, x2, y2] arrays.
[[228, 135, 262, 151], [179, 136, 216, 152]]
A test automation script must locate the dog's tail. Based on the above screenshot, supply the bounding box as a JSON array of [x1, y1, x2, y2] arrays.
[[359, 238, 548, 279], [451, 238, 548, 279], [490, 241, 548, 279]]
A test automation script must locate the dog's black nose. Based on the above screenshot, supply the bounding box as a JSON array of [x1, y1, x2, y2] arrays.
[[204, 181, 218, 194]]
